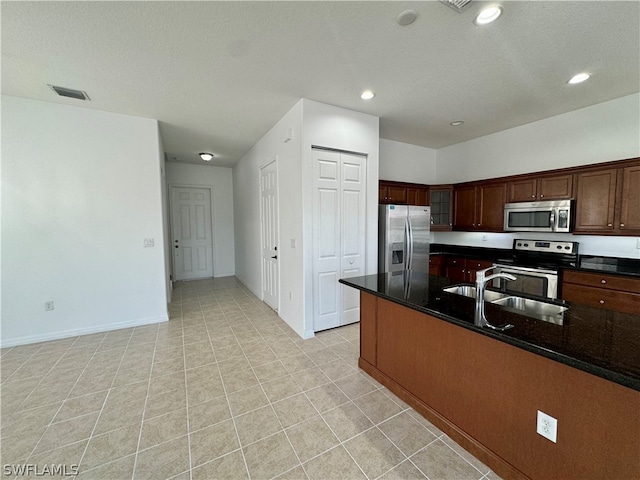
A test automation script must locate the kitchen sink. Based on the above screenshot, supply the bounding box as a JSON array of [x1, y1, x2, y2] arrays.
[[491, 296, 568, 324], [442, 285, 509, 302]]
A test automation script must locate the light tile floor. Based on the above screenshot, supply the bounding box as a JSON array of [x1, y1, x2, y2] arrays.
[[1, 277, 501, 480]]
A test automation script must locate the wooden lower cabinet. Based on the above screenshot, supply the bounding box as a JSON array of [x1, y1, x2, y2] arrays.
[[562, 270, 640, 315], [444, 257, 493, 283], [359, 292, 640, 480]]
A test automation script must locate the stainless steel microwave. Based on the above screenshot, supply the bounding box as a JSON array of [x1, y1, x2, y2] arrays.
[[504, 200, 572, 233]]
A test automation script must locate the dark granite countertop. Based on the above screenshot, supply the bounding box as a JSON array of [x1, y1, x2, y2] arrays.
[[340, 271, 640, 392]]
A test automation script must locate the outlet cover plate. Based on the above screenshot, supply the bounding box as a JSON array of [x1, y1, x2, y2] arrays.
[[537, 410, 557, 443]]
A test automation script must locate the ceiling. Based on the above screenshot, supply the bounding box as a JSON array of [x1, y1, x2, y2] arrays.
[[2, 1, 639, 168]]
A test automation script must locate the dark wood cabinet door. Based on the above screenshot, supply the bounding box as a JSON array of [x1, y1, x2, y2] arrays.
[[406, 187, 428, 206], [387, 186, 408, 204], [444, 257, 467, 283], [538, 174, 573, 200], [609, 311, 640, 374], [620, 165, 640, 232], [379, 185, 389, 203], [477, 182, 506, 231], [429, 187, 453, 230], [467, 259, 493, 284], [453, 186, 476, 230], [574, 169, 617, 232], [508, 178, 537, 202]]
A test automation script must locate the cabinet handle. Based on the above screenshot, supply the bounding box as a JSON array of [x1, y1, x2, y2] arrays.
[[607, 223, 613, 227], [601, 279, 607, 284], [599, 300, 605, 304], [620, 223, 625, 228], [540, 194, 544, 198], [531, 195, 536, 198]]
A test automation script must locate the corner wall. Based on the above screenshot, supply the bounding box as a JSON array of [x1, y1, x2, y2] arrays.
[[1, 96, 168, 347]]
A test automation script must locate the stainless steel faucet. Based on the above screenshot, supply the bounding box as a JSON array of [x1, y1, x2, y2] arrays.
[[475, 267, 517, 331]]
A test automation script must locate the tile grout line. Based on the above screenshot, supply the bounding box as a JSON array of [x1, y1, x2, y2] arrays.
[[129, 319, 162, 480], [74, 327, 146, 477], [22, 331, 120, 462]]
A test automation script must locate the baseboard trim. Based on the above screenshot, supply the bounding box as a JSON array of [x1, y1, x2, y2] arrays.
[[0, 313, 169, 348]]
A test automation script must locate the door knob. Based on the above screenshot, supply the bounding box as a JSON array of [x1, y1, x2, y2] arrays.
[[271, 255, 278, 259]]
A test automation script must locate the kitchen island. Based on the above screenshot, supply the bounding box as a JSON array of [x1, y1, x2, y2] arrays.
[[339, 271, 640, 480]]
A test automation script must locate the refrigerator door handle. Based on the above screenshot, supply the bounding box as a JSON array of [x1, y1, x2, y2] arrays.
[[407, 216, 414, 270]]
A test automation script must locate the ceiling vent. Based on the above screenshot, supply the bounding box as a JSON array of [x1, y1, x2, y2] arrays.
[[47, 84, 90, 101], [440, 0, 473, 13]]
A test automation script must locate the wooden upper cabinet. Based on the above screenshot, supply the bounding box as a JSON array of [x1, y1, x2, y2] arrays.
[[619, 165, 640, 232], [573, 167, 639, 234], [379, 180, 427, 206], [574, 168, 617, 232], [508, 174, 573, 202], [453, 185, 477, 230], [477, 182, 507, 230], [407, 187, 428, 206], [453, 182, 506, 231], [429, 186, 453, 231]]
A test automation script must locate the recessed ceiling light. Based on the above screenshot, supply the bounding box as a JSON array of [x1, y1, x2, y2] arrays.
[[360, 90, 375, 100], [199, 152, 214, 161], [568, 73, 591, 85], [396, 10, 418, 26], [450, 121, 464, 126], [474, 5, 503, 25]]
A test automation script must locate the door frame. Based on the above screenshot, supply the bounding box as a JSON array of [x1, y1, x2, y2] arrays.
[[168, 184, 216, 281], [259, 157, 280, 311]]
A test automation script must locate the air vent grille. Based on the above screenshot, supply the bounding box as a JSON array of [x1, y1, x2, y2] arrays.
[[47, 84, 90, 101], [440, 0, 473, 13]]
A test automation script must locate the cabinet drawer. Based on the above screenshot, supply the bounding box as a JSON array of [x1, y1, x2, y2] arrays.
[[563, 270, 640, 293], [563, 283, 640, 315]]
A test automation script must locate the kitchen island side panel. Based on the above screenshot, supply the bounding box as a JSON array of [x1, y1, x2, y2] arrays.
[[369, 294, 640, 480]]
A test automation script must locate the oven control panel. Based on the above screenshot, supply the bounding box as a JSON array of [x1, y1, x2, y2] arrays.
[[514, 240, 578, 255]]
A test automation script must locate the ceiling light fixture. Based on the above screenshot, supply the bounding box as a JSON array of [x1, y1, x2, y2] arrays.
[[450, 121, 464, 126], [474, 5, 503, 25], [568, 73, 591, 84], [199, 152, 214, 161], [396, 10, 418, 26], [360, 90, 375, 100]]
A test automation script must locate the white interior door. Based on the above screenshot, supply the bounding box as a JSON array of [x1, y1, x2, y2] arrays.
[[170, 187, 214, 281], [260, 160, 279, 310], [312, 149, 366, 332]]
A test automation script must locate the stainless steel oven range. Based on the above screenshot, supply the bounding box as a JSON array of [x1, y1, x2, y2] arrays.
[[492, 240, 579, 300]]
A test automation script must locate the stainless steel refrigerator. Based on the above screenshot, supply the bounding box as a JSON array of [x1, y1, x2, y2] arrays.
[[378, 205, 431, 273]]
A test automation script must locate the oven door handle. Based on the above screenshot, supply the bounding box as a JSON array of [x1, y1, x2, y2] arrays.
[[492, 264, 558, 276], [550, 211, 556, 231]]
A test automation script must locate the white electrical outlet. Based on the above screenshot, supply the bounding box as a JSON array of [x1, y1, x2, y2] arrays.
[[636, 238, 640, 249], [144, 238, 155, 248], [537, 410, 557, 443], [482, 234, 488, 241], [45, 301, 54, 311]]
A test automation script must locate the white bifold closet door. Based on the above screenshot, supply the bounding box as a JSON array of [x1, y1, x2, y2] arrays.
[[312, 148, 367, 332]]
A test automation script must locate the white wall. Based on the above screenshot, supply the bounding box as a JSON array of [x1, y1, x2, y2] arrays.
[[436, 93, 640, 184], [379, 138, 437, 184], [233, 100, 305, 335], [1, 96, 168, 347], [165, 162, 235, 278]]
